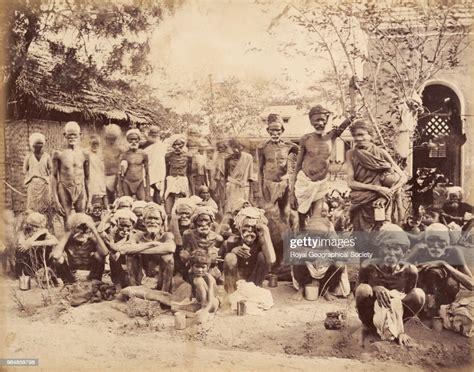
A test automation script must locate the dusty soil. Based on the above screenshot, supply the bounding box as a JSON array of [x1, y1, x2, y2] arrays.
[[1, 273, 472, 371]]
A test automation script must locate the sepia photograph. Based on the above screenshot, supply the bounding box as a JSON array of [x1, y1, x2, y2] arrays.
[[0, 0, 473, 370]]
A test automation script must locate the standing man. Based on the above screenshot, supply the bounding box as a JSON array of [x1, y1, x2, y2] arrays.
[[119, 129, 150, 201], [52, 121, 90, 217], [292, 106, 353, 230], [224, 138, 257, 213], [345, 120, 406, 232], [23, 133, 52, 213], [258, 114, 298, 222], [103, 124, 124, 205], [141, 125, 167, 204]]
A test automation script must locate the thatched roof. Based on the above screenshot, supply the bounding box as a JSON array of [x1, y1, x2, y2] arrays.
[[13, 42, 159, 125]]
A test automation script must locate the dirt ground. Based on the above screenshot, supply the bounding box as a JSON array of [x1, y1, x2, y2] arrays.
[[0, 273, 472, 372]]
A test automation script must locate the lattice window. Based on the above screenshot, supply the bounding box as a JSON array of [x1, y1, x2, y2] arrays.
[[424, 115, 450, 158], [425, 115, 451, 138]]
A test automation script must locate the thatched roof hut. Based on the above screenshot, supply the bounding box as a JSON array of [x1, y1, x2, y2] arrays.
[[8, 42, 160, 127]]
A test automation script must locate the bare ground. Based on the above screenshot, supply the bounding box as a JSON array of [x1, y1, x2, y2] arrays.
[[1, 274, 472, 372]]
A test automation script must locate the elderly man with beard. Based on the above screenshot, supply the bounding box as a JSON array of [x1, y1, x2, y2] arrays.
[[406, 223, 472, 318], [51, 213, 109, 284], [346, 120, 406, 232], [52, 122, 90, 217], [170, 198, 197, 278], [119, 203, 175, 292], [355, 223, 425, 346], [181, 206, 223, 281], [100, 209, 137, 288], [223, 207, 276, 293], [291, 106, 353, 230]]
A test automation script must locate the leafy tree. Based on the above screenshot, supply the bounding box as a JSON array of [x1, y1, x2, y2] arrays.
[[272, 0, 472, 151], [1, 0, 180, 101]]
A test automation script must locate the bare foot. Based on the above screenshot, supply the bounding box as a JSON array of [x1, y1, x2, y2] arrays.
[[292, 289, 305, 301], [323, 292, 337, 301]]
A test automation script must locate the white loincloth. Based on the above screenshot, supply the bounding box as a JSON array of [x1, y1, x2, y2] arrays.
[[373, 289, 405, 341], [164, 176, 190, 200], [294, 171, 330, 214]]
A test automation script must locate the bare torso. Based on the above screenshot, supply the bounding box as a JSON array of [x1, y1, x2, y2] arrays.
[[261, 141, 298, 182], [301, 133, 332, 181], [103, 145, 122, 176], [123, 150, 147, 182], [54, 148, 88, 186], [166, 152, 189, 177]]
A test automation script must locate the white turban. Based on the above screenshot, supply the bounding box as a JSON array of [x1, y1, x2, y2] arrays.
[[104, 124, 122, 138], [132, 200, 148, 211], [166, 134, 187, 150], [143, 202, 167, 228], [125, 128, 141, 140], [234, 207, 268, 231], [111, 209, 137, 224], [425, 223, 450, 244], [64, 121, 80, 134], [29, 133, 45, 149]]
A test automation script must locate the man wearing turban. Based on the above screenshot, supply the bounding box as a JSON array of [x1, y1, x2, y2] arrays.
[[15, 211, 58, 279], [119, 203, 175, 292], [291, 106, 353, 230], [222, 207, 276, 293], [346, 120, 406, 232], [164, 134, 192, 215], [406, 223, 472, 318], [23, 132, 52, 213], [51, 213, 109, 283], [258, 114, 299, 223], [52, 122, 90, 218], [356, 223, 424, 346], [103, 124, 125, 204], [118, 129, 150, 201], [178, 206, 223, 281]]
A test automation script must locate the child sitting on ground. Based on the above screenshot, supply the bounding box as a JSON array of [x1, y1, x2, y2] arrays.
[[172, 249, 219, 324]]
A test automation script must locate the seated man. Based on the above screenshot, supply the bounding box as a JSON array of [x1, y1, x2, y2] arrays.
[[119, 203, 175, 292], [223, 207, 276, 293], [52, 213, 109, 284], [355, 223, 425, 346], [180, 206, 223, 281], [100, 209, 137, 289], [15, 212, 58, 278], [292, 217, 350, 301], [405, 223, 472, 318], [441, 186, 472, 229], [172, 249, 219, 324], [196, 185, 218, 211]]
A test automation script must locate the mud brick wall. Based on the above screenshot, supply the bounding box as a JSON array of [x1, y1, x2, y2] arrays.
[[3, 119, 100, 213]]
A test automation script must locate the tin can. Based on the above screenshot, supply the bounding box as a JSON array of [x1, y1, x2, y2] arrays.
[[267, 274, 278, 288], [237, 300, 247, 316], [174, 311, 186, 330], [432, 316, 444, 331], [374, 205, 386, 221], [304, 283, 319, 301], [19, 275, 31, 291]]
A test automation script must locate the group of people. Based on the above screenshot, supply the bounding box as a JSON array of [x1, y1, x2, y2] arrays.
[[9, 104, 473, 339]]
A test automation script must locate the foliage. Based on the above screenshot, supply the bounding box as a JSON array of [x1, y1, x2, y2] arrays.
[[276, 0, 472, 151], [1, 0, 175, 100]]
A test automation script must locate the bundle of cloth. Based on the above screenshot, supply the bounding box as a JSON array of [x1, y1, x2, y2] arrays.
[[440, 296, 474, 337]]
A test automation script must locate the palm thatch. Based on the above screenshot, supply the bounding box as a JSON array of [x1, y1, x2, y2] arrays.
[[10, 42, 159, 126]]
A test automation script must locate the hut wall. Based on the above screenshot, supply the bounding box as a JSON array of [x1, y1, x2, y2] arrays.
[[4, 119, 98, 212]]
